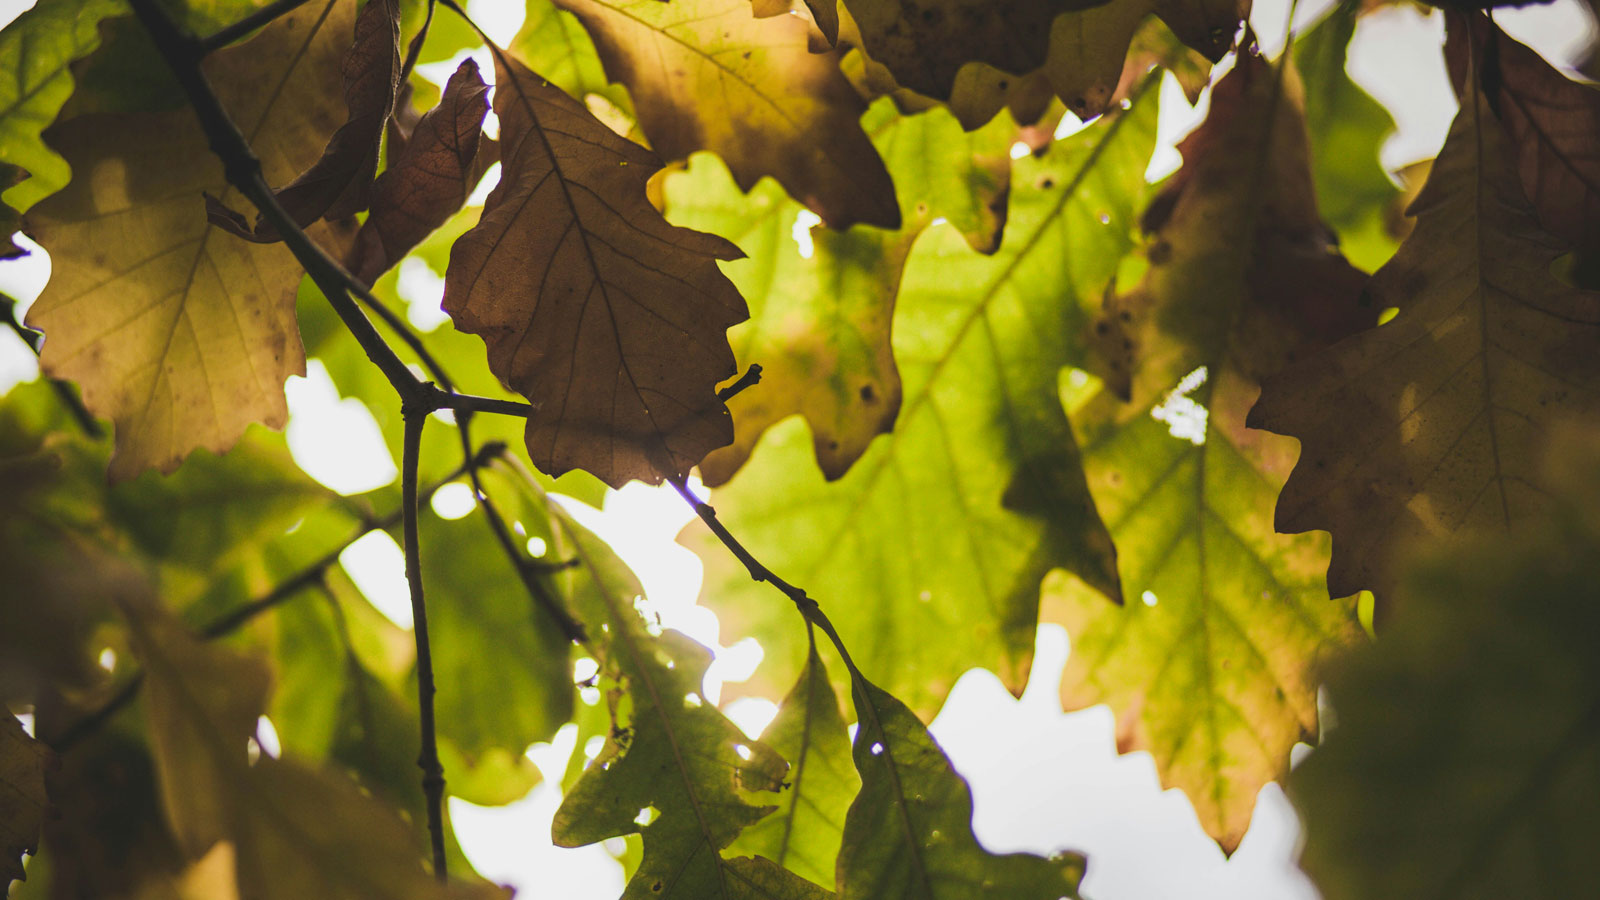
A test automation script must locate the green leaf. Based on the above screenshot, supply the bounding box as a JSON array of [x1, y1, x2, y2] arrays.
[[664, 100, 1012, 485], [686, 83, 1159, 719], [512, 0, 634, 117], [1051, 52, 1367, 852], [1, 711, 51, 886], [0, 0, 125, 212], [727, 642, 858, 887], [1291, 430, 1600, 900], [553, 0, 899, 230], [1297, 0, 1401, 271], [420, 495, 572, 797], [520, 474, 828, 899], [1249, 71, 1600, 606], [126, 598, 505, 898], [839, 675, 1084, 899]]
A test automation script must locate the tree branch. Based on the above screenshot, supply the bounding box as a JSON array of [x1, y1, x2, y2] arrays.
[[201, 0, 319, 54], [401, 403, 448, 881]]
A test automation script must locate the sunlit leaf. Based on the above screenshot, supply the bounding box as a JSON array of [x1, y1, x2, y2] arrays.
[[555, 0, 899, 230], [1292, 429, 1600, 900], [23, 0, 353, 479], [211, 0, 401, 240], [442, 46, 747, 488], [686, 85, 1158, 718], [528, 477, 831, 899], [728, 642, 858, 887], [664, 101, 1012, 485], [1249, 68, 1600, 605], [1051, 52, 1367, 852], [839, 674, 1085, 899], [1297, 0, 1401, 271], [0, 0, 125, 212]]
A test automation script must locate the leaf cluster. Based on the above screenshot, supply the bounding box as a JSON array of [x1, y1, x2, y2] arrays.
[[2, 0, 1599, 896]]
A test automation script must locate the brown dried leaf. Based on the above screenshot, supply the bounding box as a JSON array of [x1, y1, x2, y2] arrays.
[[211, 0, 401, 241], [443, 48, 748, 487], [1, 712, 50, 886], [347, 58, 488, 285], [1249, 75, 1600, 605], [24, 0, 353, 479], [1445, 9, 1600, 255], [555, 0, 900, 230]]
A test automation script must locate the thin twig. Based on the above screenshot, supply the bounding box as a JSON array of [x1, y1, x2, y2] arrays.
[[201, 0, 318, 53], [717, 364, 763, 402], [401, 404, 448, 881]]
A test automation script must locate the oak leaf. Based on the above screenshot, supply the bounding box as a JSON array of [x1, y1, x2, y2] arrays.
[[726, 643, 858, 886], [442, 47, 748, 487], [0, 0, 125, 213], [1248, 70, 1600, 605], [347, 58, 488, 285], [127, 599, 506, 899], [838, 675, 1085, 899], [1, 712, 51, 886], [211, 0, 401, 240], [1051, 53, 1367, 853], [1445, 9, 1600, 256], [1292, 430, 1600, 900], [684, 88, 1157, 719], [23, 0, 355, 479], [532, 479, 831, 899], [824, 0, 1109, 102], [554, 0, 899, 230], [665, 101, 1012, 486]]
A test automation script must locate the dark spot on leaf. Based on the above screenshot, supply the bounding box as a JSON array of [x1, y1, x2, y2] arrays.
[[1095, 320, 1110, 336], [1148, 241, 1172, 265], [860, 384, 876, 402]]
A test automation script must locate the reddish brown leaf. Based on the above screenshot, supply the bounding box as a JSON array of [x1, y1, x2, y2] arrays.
[[1445, 10, 1600, 254], [443, 48, 747, 487], [211, 0, 401, 241], [347, 58, 488, 286]]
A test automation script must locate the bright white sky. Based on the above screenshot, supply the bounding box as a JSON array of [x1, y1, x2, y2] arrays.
[[1, 0, 1594, 896]]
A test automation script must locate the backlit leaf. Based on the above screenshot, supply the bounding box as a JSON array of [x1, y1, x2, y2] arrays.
[[554, 0, 900, 230], [1445, 9, 1600, 256], [1248, 69, 1600, 605], [838, 675, 1085, 899], [1297, 0, 1402, 271], [0, 0, 125, 213], [347, 58, 488, 285], [127, 599, 505, 898], [1292, 430, 1600, 900], [727, 642, 858, 887], [1, 711, 50, 886], [664, 101, 1012, 485], [1050, 53, 1367, 852], [685, 85, 1158, 718], [24, 0, 353, 479], [830, 0, 1107, 102], [532, 478, 830, 899], [442, 47, 748, 488], [211, 0, 401, 239]]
